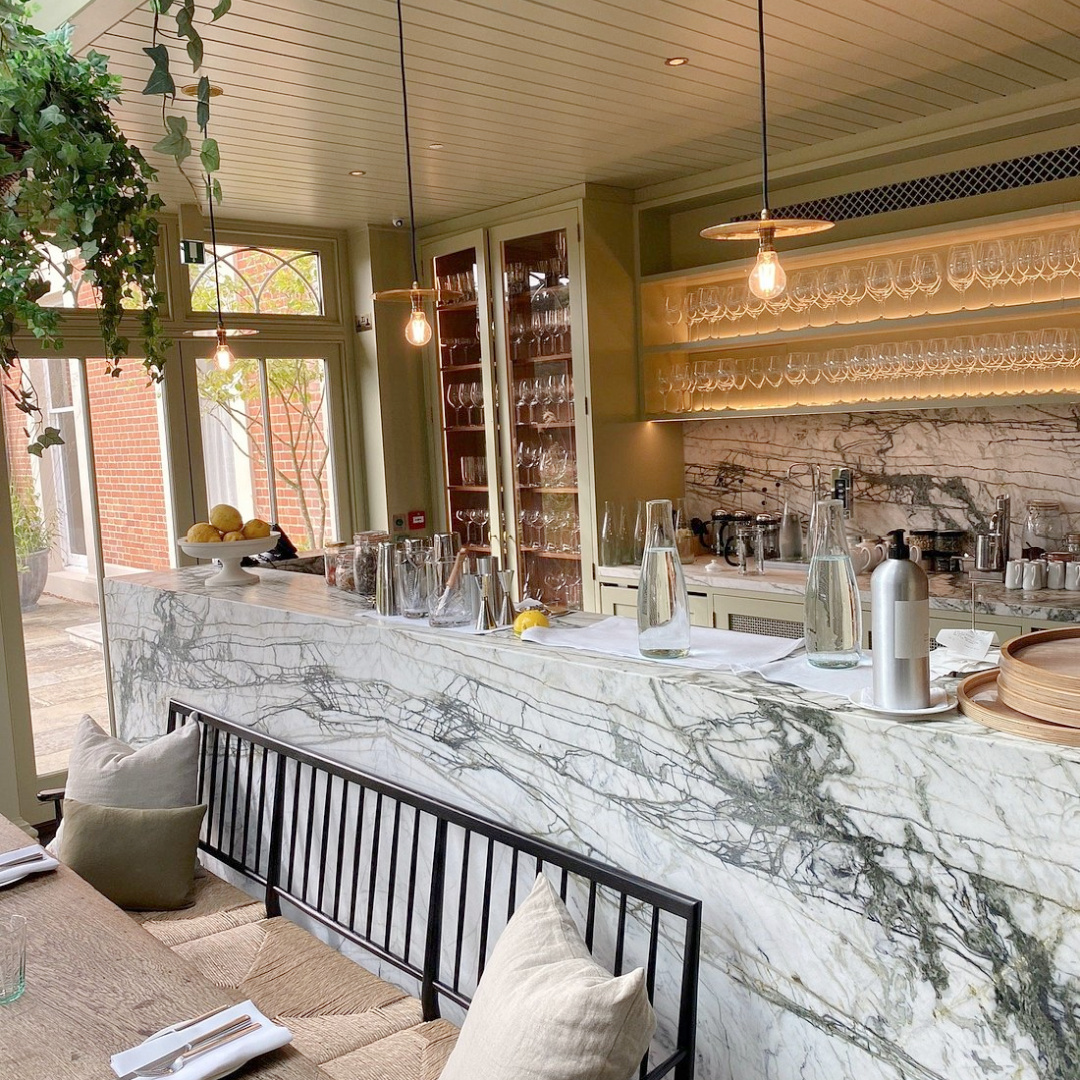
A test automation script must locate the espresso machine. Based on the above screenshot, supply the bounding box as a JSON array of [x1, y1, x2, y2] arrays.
[[971, 494, 1010, 582]]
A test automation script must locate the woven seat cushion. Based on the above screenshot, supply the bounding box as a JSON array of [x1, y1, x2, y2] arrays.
[[174, 917, 409, 1019], [319, 1019, 459, 1080], [282, 997, 424, 1064], [130, 869, 266, 946]]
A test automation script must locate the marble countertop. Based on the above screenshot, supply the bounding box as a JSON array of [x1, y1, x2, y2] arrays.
[[599, 557, 1080, 622]]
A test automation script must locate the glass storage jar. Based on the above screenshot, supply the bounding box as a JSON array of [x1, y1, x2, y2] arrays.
[[1022, 501, 1065, 559]]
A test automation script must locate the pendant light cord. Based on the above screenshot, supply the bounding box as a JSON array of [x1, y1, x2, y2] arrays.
[[757, 0, 769, 214], [206, 176, 225, 329], [396, 0, 420, 285]]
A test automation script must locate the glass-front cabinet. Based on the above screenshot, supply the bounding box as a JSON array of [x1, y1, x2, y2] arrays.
[[425, 211, 592, 612]]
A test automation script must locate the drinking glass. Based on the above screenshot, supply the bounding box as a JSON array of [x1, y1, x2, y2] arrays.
[[455, 509, 473, 546], [764, 354, 786, 389], [789, 269, 818, 313], [747, 355, 767, 390], [839, 264, 866, 323], [468, 382, 484, 426], [1015, 235, 1046, 303], [445, 381, 460, 426], [691, 359, 716, 411], [395, 543, 433, 619], [1046, 230, 1077, 299], [893, 256, 918, 316], [685, 288, 705, 341], [662, 293, 685, 336], [865, 258, 894, 317], [428, 557, 472, 627], [914, 252, 942, 315], [0, 914, 26, 1004], [724, 284, 746, 324], [669, 365, 691, 412], [976, 239, 1006, 307], [819, 265, 846, 324], [701, 286, 722, 338], [946, 244, 976, 310]]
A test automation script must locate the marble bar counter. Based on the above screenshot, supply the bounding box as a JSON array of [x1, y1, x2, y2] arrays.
[[104, 568, 1080, 1080], [601, 557, 1080, 623]]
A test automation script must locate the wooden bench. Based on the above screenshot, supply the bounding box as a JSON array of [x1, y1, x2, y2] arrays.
[[129, 699, 702, 1080]]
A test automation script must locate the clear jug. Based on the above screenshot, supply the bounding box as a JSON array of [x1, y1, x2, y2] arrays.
[[805, 498, 862, 668], [637, 499, 691, 659]]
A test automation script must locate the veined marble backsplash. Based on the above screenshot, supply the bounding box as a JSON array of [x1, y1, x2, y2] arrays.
[[684, 404, 1080, 541]]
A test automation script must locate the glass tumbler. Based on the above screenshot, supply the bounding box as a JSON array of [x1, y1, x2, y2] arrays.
[[395, 543, 433, 618], [429, 557, 472, 627], [0, 914, 26, 1004]]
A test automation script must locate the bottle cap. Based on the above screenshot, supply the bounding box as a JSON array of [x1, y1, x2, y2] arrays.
[[887, 528, 909, 559]]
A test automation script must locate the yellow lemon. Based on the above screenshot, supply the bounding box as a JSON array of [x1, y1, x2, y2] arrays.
[[186, 522, 222, 543], [513, 609, 550, 636], [209, 503, 243, 534], [222, 531, 246, 542], [242, 518, 272, 540]]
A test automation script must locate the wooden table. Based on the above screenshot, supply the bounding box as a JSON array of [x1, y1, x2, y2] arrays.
[[0, 815, 324, 1079]]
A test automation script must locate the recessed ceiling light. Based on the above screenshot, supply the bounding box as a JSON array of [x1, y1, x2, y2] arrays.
[[427, 142, 444, 150], [665, 56, 689, 67], [181, 83, 224, 96], [348, 169, 367, 177]]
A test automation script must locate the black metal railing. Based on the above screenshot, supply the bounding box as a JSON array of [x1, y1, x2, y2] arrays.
[[168, 700, 701, 1080]]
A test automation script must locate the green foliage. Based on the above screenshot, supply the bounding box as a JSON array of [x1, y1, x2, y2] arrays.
[[144, 0, 230, 173], [0, 5, 167, 454], [9, 483, 52, 569]]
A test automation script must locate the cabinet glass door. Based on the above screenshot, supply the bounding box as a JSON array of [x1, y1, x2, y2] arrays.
[[498, 227, 583, 611], [433, 243, 499, 555]]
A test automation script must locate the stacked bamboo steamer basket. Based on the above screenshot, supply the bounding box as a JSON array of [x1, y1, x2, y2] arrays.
[[959, 628, 1080, 745]]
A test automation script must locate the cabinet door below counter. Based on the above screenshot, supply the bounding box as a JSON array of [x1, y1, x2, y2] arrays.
[[599, 583, 711, 627]]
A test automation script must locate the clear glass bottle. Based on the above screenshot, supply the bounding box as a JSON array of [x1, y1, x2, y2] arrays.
[[637, 499, 691, 659], [599, 501, 619, 566], [1022, 500, 1065, 559], [632, 499, 646, 563], [805, 498, 863, 668]]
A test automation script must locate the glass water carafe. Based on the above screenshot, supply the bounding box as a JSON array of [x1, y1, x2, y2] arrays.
[[637, 499, 691, 659], [805, 497, 862, 668]]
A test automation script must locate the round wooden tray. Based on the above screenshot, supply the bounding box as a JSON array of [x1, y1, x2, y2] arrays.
[[958, 669, 1080, 746], [997, 627, 1080, 726]]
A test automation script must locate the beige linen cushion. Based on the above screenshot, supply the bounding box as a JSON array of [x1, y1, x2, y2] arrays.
[[52, 717, 201, 857], [439, 874, 656, 1080], [61, 799, 206, 910]]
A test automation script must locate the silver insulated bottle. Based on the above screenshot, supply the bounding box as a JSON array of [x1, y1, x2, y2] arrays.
[[871, 529, 930, 710]]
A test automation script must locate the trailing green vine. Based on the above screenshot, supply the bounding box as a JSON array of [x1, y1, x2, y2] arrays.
[[143, 0, 228, 198], [0, 2, 167, 454]]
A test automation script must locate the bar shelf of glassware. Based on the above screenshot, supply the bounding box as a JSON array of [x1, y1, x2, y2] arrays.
[[641, 208, 1080, 416]]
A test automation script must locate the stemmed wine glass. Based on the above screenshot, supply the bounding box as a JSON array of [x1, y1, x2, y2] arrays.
[[946, 244, 976, 310], [913, 253, 942, 316], [892, 256, 918, 317], [1014, 235, 1045, 304], [976, 239, 1006, 307], [818, 265, 845, 325], [662, 293, 684, 341], [445, 381, 461, 426], [1046, 230, 1077, 300], [469, 382, 484, 426], [455, 509, 473, 546], [865, 259, 894, 318]]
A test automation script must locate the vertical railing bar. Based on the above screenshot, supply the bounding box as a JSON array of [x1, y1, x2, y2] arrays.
[[614, 892, 629, 976], [264, 750, 288, 919], [254, 744, 269, 874], [228, 732, 243, 857], [301, 762, 318, 902], [348, 786, 366, 931], [585, 880, 598, 950], [559, 867, 569, 901], [286, 758, 302, 894], [645, 906, 661, 1000], [316, 768, 334, 912], [452, 830, 471, 991], [332, 779, 350, 922], [403, 806, 422, 963], [507, 849, 519, 920], [535, 855, 543, 877], [420, 818, 448, 1021], [365, 792, 384, 939], [195, 726, 208, 805], [215, 732, 231, 851], [383, 801, 402, 951], [675, 903, 702, 1080], [240, 737, 255, 867], [205, 726, 221, 851], [477, 837, 495, 980]]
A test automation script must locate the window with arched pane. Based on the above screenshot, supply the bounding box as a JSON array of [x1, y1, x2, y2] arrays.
[[188, 244, 324, 316]]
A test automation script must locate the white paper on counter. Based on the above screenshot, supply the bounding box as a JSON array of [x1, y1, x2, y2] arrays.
[[521, 616, 802, 671], [935, 627, 996, 659]]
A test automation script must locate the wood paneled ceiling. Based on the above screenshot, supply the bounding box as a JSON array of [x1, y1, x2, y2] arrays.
[[74, 0, 1080, 229]]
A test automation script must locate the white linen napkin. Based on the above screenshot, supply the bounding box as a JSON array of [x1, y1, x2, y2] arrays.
[[110, 1001, 291, 1080], [521, 616, 802, 670], [755, 653, 874, 698], [0, 844, 58, 888]]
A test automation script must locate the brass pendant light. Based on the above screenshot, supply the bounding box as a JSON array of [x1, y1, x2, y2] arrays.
[[372, 0, 437, 346], [699, 0, 832, 299], [187, 176, 258, 368]]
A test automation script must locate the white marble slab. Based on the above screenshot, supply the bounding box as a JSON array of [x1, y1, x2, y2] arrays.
[[105, 568, 1080, 1080]]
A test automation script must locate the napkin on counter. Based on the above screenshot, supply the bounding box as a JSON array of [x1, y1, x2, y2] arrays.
[[0, 844, 58, 889], [111, 1001, 290, 1080], [755, 653, 874, 698], [521, 615, 802, 671]]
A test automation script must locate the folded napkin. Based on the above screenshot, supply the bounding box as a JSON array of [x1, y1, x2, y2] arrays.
[[521, 616, 802, 671], [0, 844, 58, 888], [111, 1001, 290, 1080], [756, 653, 874, 698]]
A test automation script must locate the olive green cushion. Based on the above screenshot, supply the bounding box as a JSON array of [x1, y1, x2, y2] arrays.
[[61, 799, 207, 911]]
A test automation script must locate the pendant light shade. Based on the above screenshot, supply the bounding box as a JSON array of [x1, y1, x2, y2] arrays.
[[699, 0, 832, 297], [186, 176, 258, 366], [371, 0, 440, 345]]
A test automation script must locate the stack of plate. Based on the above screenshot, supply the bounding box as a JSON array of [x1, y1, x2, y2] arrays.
[[959, 628, 1080, 745]]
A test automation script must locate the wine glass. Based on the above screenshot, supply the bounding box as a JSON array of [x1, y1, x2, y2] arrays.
[[662, 293, 685, 338], [1014, 235, 1045, 304], [946, 244, 976, 310], [818, 265, 846, 325], [790, 269, 819, 322], [1046, 230, 1077, 299], [913, 253, 942, 315], [691, 359, 715, 411], [669, 365, 691, 412], [527, 376, 543, 424], [865, 258, 894, 317], [469, 382, 484, 426], [892, 256, 918, 316], [445, 380, 460, 426], [655, 366, 673, 413], [976, 239, 1006, 307], [724, 283, 746, 324], [455, 509, 473, 546], [840, 264, 866, 320]]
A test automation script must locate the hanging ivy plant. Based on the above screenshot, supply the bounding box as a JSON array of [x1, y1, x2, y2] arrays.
[[0, 2, 166, 454], [143, 0, 228, 197]]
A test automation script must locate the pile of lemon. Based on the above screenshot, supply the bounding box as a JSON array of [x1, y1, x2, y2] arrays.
[[186, 504, 273, 544]]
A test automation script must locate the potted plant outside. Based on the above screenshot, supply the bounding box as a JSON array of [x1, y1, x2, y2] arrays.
[[10, 483, 51, 610]]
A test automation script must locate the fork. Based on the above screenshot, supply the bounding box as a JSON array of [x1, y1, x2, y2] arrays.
[[132, 1025, 256, 1078], [118, 1016, 255, 1080]]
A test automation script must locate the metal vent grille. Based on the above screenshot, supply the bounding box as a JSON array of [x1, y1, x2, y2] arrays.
[[734, 145, 1080, 225], [728, 613, 805, 639]]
